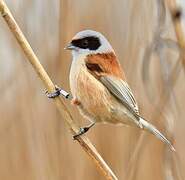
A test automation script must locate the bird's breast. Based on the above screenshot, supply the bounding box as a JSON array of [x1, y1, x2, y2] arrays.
[[69, 56, 113, 121]]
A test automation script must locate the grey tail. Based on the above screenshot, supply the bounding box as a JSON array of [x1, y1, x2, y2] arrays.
[[139, 117, 175, 151]]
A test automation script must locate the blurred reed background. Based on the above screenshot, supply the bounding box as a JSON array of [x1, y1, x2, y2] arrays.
[[0, 0, 184, 179]]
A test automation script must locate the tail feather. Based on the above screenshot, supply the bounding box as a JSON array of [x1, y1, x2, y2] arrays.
[[139, 117, 175, 151]]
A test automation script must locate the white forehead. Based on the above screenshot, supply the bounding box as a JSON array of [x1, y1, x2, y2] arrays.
[[73, 30, 106, 40], [72, 30, 114, 54]]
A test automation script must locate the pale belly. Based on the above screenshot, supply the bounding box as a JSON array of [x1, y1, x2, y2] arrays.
[[71, 67, 114, 122], [69, 59, 137, 126]]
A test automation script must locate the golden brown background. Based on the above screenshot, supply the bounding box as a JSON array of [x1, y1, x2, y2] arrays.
[[0, 0, 184, 179]]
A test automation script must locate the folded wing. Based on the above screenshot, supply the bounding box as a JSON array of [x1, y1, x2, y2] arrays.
[[100, 75, 139, 116]]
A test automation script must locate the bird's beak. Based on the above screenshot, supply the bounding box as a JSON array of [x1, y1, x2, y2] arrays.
[[64, 43, 75, 50]]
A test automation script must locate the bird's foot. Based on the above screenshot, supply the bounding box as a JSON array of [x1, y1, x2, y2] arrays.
[[46, 85, 71, 99], [73, 122, 95, 140]]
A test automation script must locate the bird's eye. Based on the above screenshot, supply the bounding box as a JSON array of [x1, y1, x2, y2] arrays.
[[82, 39, 88, 48]]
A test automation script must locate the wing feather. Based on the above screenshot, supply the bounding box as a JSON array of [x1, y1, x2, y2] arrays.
[[85, 61, 139, 116], [100, 76, 139, 115]]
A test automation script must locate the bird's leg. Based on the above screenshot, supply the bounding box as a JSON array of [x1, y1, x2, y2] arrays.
[[46, 86, 95, 139], [73, 122, 95, 140], [46, 85, 72, 99]]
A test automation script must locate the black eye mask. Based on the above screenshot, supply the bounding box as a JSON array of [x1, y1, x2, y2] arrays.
[[71, 36, 101, 50]]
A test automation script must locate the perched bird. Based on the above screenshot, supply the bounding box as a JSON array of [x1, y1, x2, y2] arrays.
[[48, 30, 175, 151]]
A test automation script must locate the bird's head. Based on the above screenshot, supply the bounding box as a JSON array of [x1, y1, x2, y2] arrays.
[[65, 30, 115, 58]]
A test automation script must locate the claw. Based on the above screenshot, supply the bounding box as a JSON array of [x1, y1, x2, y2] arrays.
[[46, 85, 72, 99], [46, 86, 61, 98], [73, 122, 95, 140]]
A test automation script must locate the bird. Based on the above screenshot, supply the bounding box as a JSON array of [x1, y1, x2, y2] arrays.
[[48, 30, 175, 151]]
